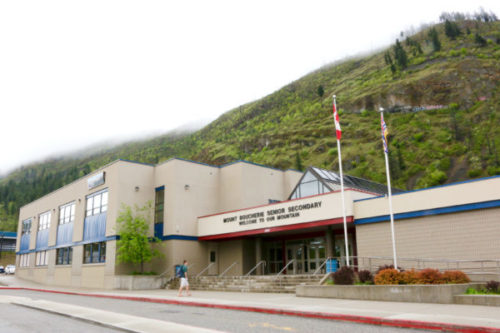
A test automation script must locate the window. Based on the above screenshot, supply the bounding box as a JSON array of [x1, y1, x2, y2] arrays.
[[38, 211, 51, 231], [19, 254, 30, 267], [22, 218, 32, 235], [59, 201, 75, 225], [56, 247, 73, 265], [35, 250, 49, 266], [83, 242, 106, 264], [86, 190, 108, 217], [154, 188, 164, 223]]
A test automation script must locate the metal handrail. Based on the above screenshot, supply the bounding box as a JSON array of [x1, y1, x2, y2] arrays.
[[275, 259, 295, 279], [196, 262, 215, 278], [245, 260, 266, 277], [219, 261, 238, 277], [341, 256, 500, 274], [313, 257, 333, 275]]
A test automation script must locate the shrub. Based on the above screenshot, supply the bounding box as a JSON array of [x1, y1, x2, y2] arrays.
[[399, 269, 420, 285], [374, 269, 400, 285], [442, 270, 471, 284], [485, 280, 500, 293], [333, 266, 355, 285], [357, 270, 374, 284], [417, 268, 444, 284], [376, 264, 402, 273]]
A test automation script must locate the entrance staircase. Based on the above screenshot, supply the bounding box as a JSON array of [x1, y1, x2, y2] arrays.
[[167, 274, 323, 293]]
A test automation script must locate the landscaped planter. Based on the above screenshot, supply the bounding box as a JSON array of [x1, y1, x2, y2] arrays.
[[114, 275, 167, 290], [454, 294, 500, 307], [296, 283, 482, 304]]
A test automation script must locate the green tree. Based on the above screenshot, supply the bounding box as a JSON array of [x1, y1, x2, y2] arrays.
[[393, 39, 408, 70], [474, 33, 487, 47], [116, 202, 161, 274], [384, 51, 396, 74], [444, 20, 461, 40], [428, 28, 441, 52], [317, 85, 324, 98]]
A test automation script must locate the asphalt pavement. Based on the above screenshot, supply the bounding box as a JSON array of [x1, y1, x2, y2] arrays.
[[1, 275, 500, 332]]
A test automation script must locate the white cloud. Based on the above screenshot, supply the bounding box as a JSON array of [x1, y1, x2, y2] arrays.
[[1, 0, 498, 174]]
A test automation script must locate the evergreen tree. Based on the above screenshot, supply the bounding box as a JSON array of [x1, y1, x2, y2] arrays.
[[393, 39, 408, 70], [428, 28, 441, 52], [444, 20, 461, 40], [474, 33, 487, 47], [317, 85, 324, 98], [384, 51, 396, 74]]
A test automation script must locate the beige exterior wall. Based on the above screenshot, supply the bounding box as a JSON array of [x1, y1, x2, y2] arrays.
[[356, 208, 500, 269], [355, 177, 500, 220]]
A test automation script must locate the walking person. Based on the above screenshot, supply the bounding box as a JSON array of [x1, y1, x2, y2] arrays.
[[177, 260, 191, 296]]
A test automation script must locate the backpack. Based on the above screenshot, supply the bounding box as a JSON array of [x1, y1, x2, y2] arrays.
[[175, 265, 183, 278]]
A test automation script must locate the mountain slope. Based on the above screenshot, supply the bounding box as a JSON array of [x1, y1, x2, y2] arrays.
[[1, 18, 499, 231]]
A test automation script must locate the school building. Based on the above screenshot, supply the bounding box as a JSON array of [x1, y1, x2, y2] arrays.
[[15, 158, 500, 289]]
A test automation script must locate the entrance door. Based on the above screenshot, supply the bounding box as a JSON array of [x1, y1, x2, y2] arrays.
[[287, 243, 308, 274], [308, 242, 326, 273], [208, 245, 218, 275]]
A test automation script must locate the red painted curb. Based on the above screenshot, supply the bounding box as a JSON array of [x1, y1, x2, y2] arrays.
[[1, 287, 499, 332]]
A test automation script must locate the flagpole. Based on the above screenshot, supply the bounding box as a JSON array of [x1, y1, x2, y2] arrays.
[[380, 108, 398, 269], [334, 95, 350, 267]]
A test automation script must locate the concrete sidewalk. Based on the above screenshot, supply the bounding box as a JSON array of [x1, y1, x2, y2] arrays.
[[2, 276, 500, 332]]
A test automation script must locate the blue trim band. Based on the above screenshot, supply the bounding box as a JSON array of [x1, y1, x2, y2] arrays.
[[158, 235, 198, 241], [155, 186, 165, 191], [355, 199, 500, 225], [0, 231, 17, 238]]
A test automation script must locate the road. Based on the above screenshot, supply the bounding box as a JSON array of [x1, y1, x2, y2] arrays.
[[0, 289, 427, 333]]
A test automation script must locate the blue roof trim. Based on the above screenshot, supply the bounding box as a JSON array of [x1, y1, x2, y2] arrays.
[[158, 235, 198, 241], [220, 160, 284, 172], [355, 199, 500, 225], [0, 231, 17, 238], [354, 175, 500, 203], [155, 185, 165, 191], [16, 235, 119, 255], [157, 157, 217, 168], [117, 159, 155, 167]]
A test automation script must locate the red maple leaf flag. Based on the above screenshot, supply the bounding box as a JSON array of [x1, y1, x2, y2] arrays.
[[333, 101, 342, 140]]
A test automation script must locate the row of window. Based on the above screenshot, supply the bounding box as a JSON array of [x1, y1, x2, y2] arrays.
[[24, 242, 106, 267], [22, 189, 108, 235]]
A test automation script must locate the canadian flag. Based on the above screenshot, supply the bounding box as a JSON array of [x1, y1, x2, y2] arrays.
[[333, 101, 341, 140]]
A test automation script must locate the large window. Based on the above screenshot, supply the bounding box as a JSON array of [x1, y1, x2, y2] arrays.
[[35, 250, 49, 266], [86, 190, 108, 217], [56, 247, 73, 265], [38, 211, 51, 231], [22, 218, 32, 235], [290, 171, 330, 199], [59, 201, 75, 225], [83, 242, 106, 264], [154, 187, 164, 223]]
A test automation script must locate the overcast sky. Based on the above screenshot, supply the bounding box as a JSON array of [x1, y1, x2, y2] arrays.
[[1, 1, 498, 175]]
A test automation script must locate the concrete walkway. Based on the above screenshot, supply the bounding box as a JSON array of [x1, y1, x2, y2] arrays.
[[1, 276, 500, 332]]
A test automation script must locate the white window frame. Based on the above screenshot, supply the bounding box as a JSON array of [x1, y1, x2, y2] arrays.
[[35, 250, 49, 266], [59, 201, 76, 225], [38, 211, 51, 231], [86, 189, 108, 217]]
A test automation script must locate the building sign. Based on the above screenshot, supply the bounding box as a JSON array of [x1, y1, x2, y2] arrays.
[[198, 191, 355, 237], [88, 172, 105, 190]]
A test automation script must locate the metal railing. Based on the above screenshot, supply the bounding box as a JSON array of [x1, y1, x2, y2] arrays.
[[275, 259, 295, 280], [313, 257, 333, 275], [340, 256, 500, 275], [196, 262, 215, 278], [219, 261, 238, 277], [245, 260, 266, 277]]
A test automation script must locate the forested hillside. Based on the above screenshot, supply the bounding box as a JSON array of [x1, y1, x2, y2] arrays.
[[1, 15, 499, 231]]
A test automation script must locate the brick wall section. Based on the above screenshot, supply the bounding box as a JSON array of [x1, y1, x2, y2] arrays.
[[355, 207, 500, 270]]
